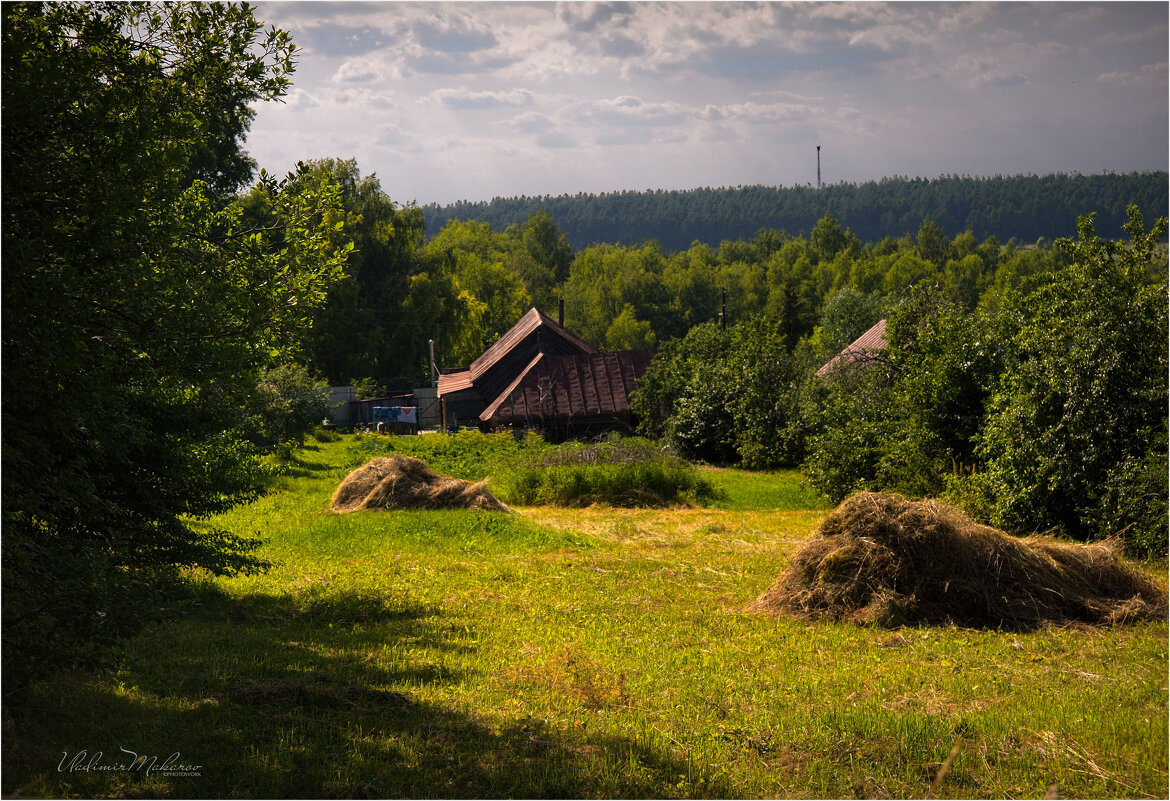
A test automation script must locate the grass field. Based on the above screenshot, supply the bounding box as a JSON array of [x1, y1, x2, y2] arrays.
[[3, 434, 1167, 799]]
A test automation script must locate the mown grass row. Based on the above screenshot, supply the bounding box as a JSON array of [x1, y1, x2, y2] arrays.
[[2, 433, 1165, 799]]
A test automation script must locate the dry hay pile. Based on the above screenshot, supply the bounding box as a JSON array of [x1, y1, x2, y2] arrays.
[[750, 492, 1166, 629], [330, 455, 512, 513]]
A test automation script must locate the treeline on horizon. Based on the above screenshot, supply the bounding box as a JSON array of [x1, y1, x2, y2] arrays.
[[422, 171, 1169, 252]]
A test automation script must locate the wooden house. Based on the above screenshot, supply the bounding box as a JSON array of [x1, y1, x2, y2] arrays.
[[436, 307, 654, 439]]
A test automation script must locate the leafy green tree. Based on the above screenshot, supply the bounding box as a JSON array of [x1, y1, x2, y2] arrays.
[[807, 285, 887, 361], [281, 158, 424, 387], [605, 305, 657, 350], [247, 364, 331, 450], [969, 207, 1168, 552], [519, 208, 573, 312], [563, 242, 670, 347], [633, 319, 802, 467], [2, 2, 347, 681]]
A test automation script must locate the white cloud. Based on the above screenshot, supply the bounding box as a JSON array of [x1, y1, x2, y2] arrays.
[[242, 1, 1169, 205], [499, 112, 556, 134], [1096, 62, 1169, 88], [283, 88, 319, 111], [333, 57, 384, 84], [429, 87, 534, 110]]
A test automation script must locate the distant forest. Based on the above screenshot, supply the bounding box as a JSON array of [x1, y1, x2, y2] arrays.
[[423, 172, 1169, 252]]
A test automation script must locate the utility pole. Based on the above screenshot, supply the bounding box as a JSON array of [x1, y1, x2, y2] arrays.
[[817, 145, 822, 189], [720, 287, 727, 330]]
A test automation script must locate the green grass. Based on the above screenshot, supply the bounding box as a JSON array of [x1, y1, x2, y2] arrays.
[[494, 438, 718, 507], [3, 436, 1166, 799]]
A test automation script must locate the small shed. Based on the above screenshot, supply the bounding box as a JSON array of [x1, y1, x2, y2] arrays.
[[816, 319, 888, 378]]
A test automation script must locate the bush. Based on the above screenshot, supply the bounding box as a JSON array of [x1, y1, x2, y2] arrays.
[[247, 364, 331, 448], [969, 209, 1168, 554], [493, 437, 717, 507], [633, 318, 804, 467]]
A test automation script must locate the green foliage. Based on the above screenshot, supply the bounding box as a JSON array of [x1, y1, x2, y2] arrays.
[[633, 319, 802, 468], [969, 208, 1168, 551], [424, 173, 1169, 253], [494, 438, 717, 507], [248, 364, 331, 448], [799, 207, 1168, 555], [352, 376, 387, 399], [277, 158, 426, 387], [604, 304, 657, 350], [2, 2, 346, 682], [802, 289, 1001, 502]]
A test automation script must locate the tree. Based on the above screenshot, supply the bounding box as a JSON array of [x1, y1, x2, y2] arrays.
[[969, 207, 1168, 552], [280, 158, 425, 387], [247, 364, 331, 451], [605, 305, 657, 350], [2, 2, 348, 681]]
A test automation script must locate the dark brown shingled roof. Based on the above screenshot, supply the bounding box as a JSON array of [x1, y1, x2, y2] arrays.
[[816, 318, 888, 377], [437, 307, 597, 397], [480, 350, 656, 424]]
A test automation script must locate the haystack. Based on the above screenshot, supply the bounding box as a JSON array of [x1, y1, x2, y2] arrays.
[[749, 492, 1166, 629], [330, 455, 512, 513]]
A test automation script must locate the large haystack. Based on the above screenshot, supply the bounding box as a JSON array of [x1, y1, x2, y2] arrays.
[[750, 492, 1166, 629], [330, 455, 512, 513]]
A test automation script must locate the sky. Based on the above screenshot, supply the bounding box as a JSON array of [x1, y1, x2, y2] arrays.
[[246, 1, 1169, 206]]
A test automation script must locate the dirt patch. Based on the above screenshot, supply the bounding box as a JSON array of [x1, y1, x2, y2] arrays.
[[749, 492, 1166, 630], [330, 455, 512, 513]]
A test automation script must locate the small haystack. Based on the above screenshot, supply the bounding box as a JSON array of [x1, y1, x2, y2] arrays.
[[330, 455, 512, 513], [750, 492, 1166, 629]]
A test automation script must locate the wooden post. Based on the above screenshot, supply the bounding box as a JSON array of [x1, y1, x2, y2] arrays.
[[441, 397, 447, 433]]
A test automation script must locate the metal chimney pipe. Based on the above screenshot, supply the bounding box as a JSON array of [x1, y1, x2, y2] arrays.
[[429, 339, 437, 388], [558, 298, 564, 327]]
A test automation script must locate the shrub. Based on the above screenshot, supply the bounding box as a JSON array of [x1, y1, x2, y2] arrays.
[[633, 318, 804, 467], [248, 364, 331, 448], [969, 208, 1168, 554], [494, 437, 717, 507]]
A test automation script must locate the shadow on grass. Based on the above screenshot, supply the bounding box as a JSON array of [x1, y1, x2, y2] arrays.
[[3, 582, 710, 799]]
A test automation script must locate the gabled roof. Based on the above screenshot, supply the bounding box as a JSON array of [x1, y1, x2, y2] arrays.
[[816, 318, 888, 377], [481, 350, 656, 424], [437, 307, 597, 397]]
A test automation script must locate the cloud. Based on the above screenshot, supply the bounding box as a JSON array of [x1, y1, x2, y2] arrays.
[[283, 88, 319, 110], [1096, 62, 1169, 88], [412, 15, 498, 53], [499, 112, 556, 134], [429, 87, 535, 110], [333, 57, 383, 83], [303, 24, 390, 57], [586, 95, 690, 128], [556, 2, 635, 34], [404, 50, 519, 76], [536, 132, 576, 149]]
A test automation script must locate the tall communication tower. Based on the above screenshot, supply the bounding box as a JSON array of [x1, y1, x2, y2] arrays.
[[817, 145, 822, 189]]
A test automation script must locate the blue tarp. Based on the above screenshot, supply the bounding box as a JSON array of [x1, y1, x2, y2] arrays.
[[373, 406, 418, 425]]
